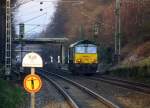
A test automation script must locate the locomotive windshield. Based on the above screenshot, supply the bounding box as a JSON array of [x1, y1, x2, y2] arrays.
[[75, 44, 97, 54]]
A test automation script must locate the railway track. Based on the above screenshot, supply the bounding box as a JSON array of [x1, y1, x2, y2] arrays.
[[40, 73, 79, 108], [87, 76, 150, 94], [38, 69, 120, 108], [42, 68, 150, 94]]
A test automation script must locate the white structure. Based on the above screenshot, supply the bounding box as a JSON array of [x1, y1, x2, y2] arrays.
[[50, 56, 53, 63], [57, 56, 60, 63], [22, 52, 43, 68]]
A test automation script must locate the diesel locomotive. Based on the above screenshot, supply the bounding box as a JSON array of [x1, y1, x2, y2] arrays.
[[68, 40, 99, 75]]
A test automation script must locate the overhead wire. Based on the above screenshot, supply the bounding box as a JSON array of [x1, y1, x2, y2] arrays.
[[14, 1, 51, 26], [36, 0, 82, 3], [21, 12, 47, 23], [15, 12, 48, 35], [42, 4, 49, 33], [25, 25, 42, 33], [21, 24, 48, 26], [14, 0, 60, 36], [13, 0, 34, 9], [15, 6, 50, 20]]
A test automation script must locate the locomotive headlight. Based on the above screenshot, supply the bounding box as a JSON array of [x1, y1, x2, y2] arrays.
[[75, 59, 81, 63], [77, 59, 81, 62]]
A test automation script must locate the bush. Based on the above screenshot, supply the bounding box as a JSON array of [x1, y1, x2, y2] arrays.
[[108, 66, 150, 83], [0, 79, 26, 108]]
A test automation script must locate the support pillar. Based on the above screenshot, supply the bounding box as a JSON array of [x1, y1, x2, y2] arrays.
[[61, 44, 65, 64], [19, 23, 24, 73]]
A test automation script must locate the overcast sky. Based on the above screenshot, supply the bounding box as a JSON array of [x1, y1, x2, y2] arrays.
[[15, 0, 59, 37]]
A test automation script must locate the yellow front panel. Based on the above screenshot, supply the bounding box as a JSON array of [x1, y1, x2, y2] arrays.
[[75, 53, 98, 64]]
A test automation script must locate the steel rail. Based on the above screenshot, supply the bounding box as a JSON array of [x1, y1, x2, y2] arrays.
[[88, 76, 150, 94], [40, 69, 120, 108], [38, 72, 80, 108], [101, 76, 150, 88]]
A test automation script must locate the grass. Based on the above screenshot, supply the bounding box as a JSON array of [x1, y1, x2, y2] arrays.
[[108, 57, 150, 84], [0, 79, 26, 108], [108, 66, 150, 84], [137, 57, 150, 66]]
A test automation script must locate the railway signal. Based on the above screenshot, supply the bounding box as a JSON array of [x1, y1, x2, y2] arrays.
[[24, 74, 42, 93], [22, 52, 43, 108], [19, 23, 25, 38]]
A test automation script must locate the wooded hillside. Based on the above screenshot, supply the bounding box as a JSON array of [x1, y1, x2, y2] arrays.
[[45, 0, 150, 63]]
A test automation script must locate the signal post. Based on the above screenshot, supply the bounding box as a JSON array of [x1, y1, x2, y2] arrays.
[[22, 52, 43, 108]]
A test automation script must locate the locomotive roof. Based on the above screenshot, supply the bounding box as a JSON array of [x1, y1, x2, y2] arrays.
[[69, 40, 96, 47]]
